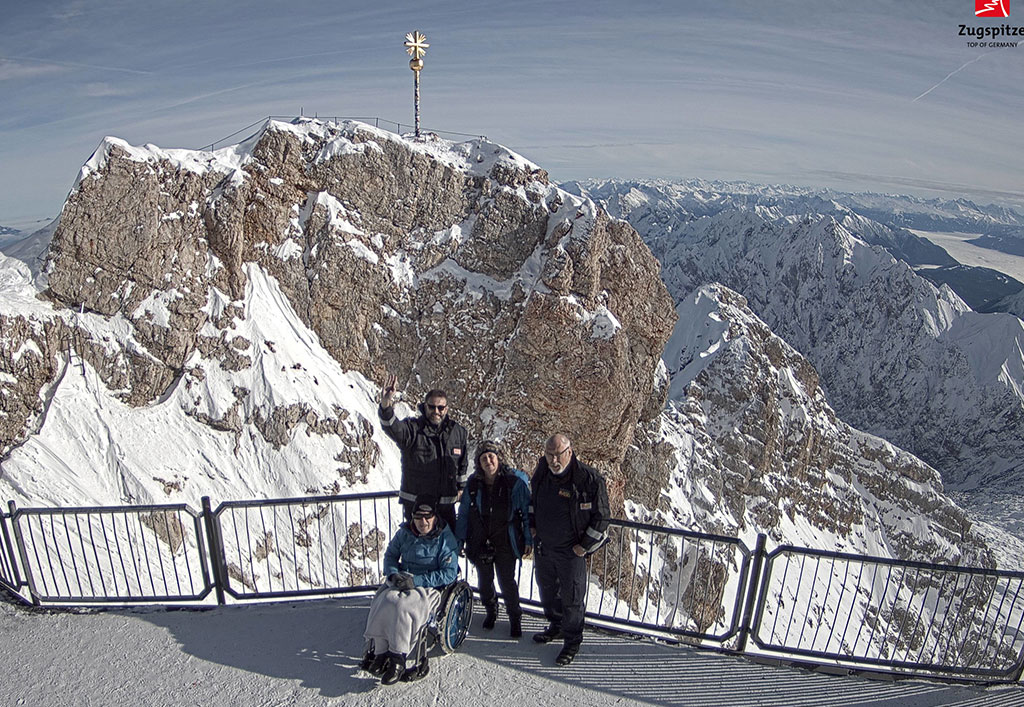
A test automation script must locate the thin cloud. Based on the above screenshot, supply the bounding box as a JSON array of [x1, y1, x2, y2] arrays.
[[50, 0, 87, 22], [81, 82, 128, 98], [0, 59, 65, 81]]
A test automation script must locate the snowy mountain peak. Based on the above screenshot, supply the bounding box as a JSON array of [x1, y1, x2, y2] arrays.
[[1, 117, 673, 520]]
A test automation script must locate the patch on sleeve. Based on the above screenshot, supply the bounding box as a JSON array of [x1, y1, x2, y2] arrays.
[[579, 502, 592, 510], [452, 448, 462, 455]]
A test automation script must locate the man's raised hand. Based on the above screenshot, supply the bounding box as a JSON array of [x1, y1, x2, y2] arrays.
[[381, 373, 399, 408]]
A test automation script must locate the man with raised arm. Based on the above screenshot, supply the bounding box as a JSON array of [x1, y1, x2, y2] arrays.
[[529, 433, 610, 666], [378, 373, 469, 529]]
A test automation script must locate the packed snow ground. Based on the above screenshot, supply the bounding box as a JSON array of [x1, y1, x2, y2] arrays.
[[1, 594, 1021, 707]]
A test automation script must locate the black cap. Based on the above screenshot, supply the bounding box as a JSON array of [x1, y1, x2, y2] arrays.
[[412, 497, 437, 518]]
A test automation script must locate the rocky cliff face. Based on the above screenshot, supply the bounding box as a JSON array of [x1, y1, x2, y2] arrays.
[[3, 118, 675, 512], [623, 284, 990, 566]]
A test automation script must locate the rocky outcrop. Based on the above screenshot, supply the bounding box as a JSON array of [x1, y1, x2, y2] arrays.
[[6, 120, 675, 505], [626, 284, 991, 567]]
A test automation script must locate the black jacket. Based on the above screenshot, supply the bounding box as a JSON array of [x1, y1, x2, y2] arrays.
[[529, 454, 610, 554], [378, 404, 469, 505]]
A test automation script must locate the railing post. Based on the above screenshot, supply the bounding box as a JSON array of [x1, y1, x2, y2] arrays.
[[201, 496, 227, 605], [8, 501, 41, 605], [736, 532, 768, 653], [0, 504, 22, 589], [1011, 641, 1024, 683]]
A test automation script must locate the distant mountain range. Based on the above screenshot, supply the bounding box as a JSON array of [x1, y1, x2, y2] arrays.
[[578, 179, 1024, 544], [916, 264, 1023, 312]]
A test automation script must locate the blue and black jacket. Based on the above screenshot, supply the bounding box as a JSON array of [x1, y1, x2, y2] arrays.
[[455, 464, 532, 561]]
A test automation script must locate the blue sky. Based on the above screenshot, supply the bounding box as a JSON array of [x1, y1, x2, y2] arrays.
[[1, 0, 1021, 228]]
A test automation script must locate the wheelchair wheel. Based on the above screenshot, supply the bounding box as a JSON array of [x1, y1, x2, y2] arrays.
[[438, 580, 474, 653]]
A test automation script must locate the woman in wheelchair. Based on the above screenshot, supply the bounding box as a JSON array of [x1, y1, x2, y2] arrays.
[[361, 497, 460, 684]]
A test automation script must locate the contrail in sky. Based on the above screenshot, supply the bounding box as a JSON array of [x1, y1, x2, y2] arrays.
[[912, 54, 987, 102]]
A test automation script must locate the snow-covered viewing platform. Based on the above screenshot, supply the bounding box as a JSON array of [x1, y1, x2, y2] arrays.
[[1, 596, 1019, 707]]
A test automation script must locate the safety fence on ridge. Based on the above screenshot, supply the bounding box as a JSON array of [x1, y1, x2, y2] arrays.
[[200, 115, 487, 152], [1, 492, 1023, 684]]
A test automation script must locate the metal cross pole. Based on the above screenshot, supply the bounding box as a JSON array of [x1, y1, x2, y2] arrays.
[[404, 30, 429, 138]]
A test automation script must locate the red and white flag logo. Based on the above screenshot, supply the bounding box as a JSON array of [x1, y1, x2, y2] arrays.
[[976, 0, 1010, 17]]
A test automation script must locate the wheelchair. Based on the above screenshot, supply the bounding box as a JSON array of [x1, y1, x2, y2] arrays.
[[361, 577, 474, 683], [393, 578, 474, 682], [420, 578, 474, 654]]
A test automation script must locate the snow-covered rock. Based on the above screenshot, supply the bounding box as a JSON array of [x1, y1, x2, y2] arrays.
[[624, 284, 991, 567], [1, 118, 675, 512]]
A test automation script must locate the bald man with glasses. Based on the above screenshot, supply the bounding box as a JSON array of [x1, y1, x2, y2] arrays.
[[528, 433, 610, 666]]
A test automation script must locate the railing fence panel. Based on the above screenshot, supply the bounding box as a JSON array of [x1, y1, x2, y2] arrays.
[[751, 546, 1024, 680], [214, 493, 399, 599], [9, 503, 211, 603], [0, 508, 23, 593]]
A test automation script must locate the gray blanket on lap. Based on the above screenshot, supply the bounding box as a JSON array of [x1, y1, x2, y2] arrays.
[[364, 585, 440, 655]]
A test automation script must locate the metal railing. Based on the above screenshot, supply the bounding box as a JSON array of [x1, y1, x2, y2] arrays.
[[201, 116, 488, 152], [211, 492, 399, 601], [750, 545, 1024, 680], [578, 520, 752, 644], [0, 508, 21, 593], [8, 501, 211, 603], [2, 491, 1023, 683]]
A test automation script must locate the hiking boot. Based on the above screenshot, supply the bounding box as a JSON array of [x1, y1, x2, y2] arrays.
[[532, 624, 562, 643], [401, 656, 430, 682], [555, 643, 580, 666], [380, 654, 406, 685], [359, 649, 376, 672], [509, 614, 522, 638], [482, 608, 497, 630]]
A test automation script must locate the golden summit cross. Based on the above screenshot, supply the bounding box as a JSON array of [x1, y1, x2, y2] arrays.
[[404, 31, 429, 138]]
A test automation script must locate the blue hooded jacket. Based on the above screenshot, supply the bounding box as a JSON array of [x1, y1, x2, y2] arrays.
[[382, 519, 459, 588]]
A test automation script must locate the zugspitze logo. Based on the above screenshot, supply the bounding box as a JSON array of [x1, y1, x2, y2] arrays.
[[976, 0, 1010, 17]]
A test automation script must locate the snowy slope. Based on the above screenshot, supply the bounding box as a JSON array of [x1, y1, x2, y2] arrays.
[[989, 288, 1024, 321], [626, 284, 992, 566], [0, 257, 402, 508]]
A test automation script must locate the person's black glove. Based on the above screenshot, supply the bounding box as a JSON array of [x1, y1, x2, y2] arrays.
[[388, 572, 415, 591]]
